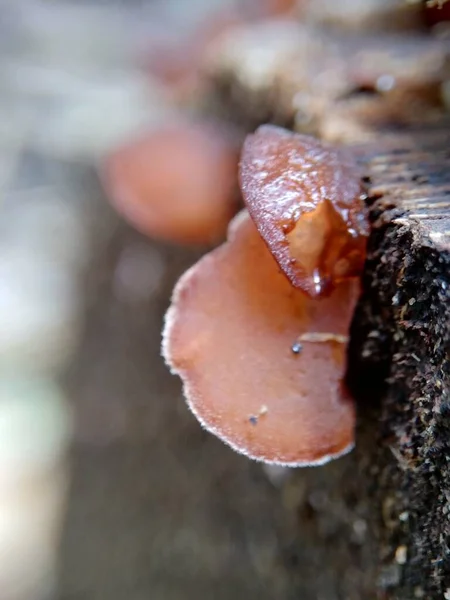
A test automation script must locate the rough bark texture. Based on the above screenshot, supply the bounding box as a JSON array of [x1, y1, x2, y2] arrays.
[[348, 127, 450, 598]]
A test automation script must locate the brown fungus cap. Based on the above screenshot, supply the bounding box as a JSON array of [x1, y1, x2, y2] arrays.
[[162, 210, 358, 466], [240, 125, 369, 297], [102, 121, 239, 246]]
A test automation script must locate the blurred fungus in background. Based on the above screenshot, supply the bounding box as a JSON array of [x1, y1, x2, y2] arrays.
[[102, 120, 240, 246]]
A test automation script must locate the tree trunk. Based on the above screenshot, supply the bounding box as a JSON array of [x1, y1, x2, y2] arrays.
[[348, 127, 450, 598]]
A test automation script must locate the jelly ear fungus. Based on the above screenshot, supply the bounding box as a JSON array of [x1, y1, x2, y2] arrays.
[[163, 125, 370, 466], [162, 211, 359, 466], [101, 121, 239, 246], [240, 125, 369, 297]]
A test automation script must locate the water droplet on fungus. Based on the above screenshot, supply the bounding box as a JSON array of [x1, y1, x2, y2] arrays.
[[291, 342, 303, 354]]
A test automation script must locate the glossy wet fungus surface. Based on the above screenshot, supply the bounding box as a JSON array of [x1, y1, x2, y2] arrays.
[[240, 125, 369, 297]]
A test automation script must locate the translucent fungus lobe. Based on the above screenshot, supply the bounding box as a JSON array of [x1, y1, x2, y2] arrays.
[[102, 121, 239, 246], [163, 211, 359, 466], [240, 125, 369, 297]]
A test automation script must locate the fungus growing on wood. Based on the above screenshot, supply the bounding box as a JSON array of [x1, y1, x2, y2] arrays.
[[240, 125, 369, 297], [163, 125, 370, 466], [102, 121, 239, 246], [163, 211, 359, 466]]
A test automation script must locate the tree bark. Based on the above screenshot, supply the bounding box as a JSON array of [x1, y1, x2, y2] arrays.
[[348, 127, 450, 598]]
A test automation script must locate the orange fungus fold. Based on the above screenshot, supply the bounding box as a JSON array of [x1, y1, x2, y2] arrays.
[[163, 211, 359, 466], [240, 125, 369, 297]]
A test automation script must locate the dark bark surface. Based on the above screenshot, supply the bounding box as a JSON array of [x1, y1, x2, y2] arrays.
[[348, 128, 450, 598]]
